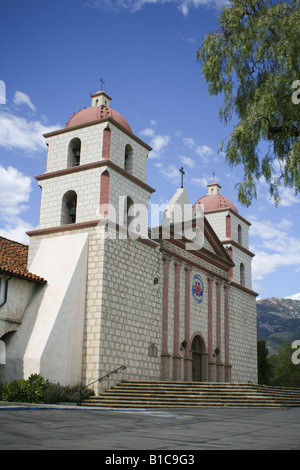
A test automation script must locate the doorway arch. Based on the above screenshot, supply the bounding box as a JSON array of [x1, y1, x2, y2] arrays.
[[191, 335, 206, 382]]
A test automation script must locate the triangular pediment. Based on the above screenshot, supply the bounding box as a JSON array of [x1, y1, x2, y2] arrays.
[[152, 215, 233, 269], [152, 186, 233, 269]]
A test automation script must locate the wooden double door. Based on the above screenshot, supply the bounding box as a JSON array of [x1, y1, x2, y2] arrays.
[[191, 336, 203, 382]]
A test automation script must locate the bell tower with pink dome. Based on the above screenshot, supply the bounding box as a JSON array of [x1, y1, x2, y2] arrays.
[[28, 90, 154, 240], [23, 90, 157, 387], [193, 182, 254, 290]]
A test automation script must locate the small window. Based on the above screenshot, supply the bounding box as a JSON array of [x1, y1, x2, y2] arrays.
[[68, 138, 81, 167], [238, 224, 242, 245], [61, 190, 77, 225], [124, 144, 133, 173], [240, 263, 245, 286]]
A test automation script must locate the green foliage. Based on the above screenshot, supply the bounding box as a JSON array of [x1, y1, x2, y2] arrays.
[[42, 381, 94, 404], [0, 374, 94, 404], [197, 0, 300, 205], [0, 374, 45, 403], [257, 339, 272, 384], [269, 341, 300, 387], [257, 340, 300, 387]]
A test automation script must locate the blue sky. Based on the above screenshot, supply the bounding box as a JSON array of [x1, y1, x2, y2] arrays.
[[0, 0, 300, 300]]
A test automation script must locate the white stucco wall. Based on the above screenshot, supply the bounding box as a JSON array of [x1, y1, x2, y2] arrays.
[[1, 232, 88, 385]]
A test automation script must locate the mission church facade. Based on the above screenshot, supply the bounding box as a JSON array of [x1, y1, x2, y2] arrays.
[[0, 90, 258, 390]]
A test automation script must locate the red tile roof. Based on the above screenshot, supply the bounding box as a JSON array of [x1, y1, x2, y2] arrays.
[[0, 236, 47, 284]]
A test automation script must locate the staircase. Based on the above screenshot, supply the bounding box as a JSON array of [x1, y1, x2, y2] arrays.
[[80, 380, 300, 409]]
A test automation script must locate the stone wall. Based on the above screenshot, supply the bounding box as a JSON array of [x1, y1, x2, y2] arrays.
[[228, 287, 257, 383], [83, 231, 162, 392]]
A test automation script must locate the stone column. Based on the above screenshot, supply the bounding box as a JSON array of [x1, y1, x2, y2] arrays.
[[224, 283, 232, 382], [173, 260, 182, 381], [184, 265, 192, 381], [215, 280, 224, 382], [161, 255, 171, 380], [207, 276, 216, 382]]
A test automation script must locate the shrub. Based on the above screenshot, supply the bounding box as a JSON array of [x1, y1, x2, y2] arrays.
[[0, 374, 45, 403], [0, 375, 94, 404], [42, 381, 65, 404]]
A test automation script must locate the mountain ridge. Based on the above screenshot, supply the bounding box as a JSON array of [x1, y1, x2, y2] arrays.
[[256, 297, 300, 355]]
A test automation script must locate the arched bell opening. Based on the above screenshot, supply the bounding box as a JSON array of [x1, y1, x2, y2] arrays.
[[124, 196, 134, 229], [240, 263, 245, 287], [67, 138, 81, 167], [124, 144, 133, 173], [61, 190, 77, 225]]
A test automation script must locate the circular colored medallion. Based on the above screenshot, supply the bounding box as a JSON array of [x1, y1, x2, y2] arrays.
[[192, 274, 204, 304]]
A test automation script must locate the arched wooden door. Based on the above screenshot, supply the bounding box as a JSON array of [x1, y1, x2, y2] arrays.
[[191, 336, 203, 382]]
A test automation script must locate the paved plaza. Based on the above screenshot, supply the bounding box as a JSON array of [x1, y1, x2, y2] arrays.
[[0, 402, 300, 451]]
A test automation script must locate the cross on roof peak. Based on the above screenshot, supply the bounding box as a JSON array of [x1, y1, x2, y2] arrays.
[[180, 166, 185, 188]]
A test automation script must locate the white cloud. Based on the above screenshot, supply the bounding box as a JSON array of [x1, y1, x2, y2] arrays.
[[0, 165, 34, 244], [157, 163, 181, 185], [140, 127, 156, 137], [178, 0, 228, 15], [141, 127, 170, 159], [13, 91, 36, 111], [249, 215, 300, 282], [0, 218, 33, 245], [85, 0, 227, 15], [0, 165, 32, 216], [285, 293, 300, 301], [0, 80, 6, 105], [276, 187, 300, 207], [183, 137, 195, 149], [257, 177, 300, 208], [195, 145, 214, 164], [180, 155, 196, 168], [0, 111, 60, 153], [191, 176, 210, 187]]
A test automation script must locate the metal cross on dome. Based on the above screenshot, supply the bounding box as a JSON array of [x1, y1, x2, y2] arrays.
[[99, 78, 105, 90]]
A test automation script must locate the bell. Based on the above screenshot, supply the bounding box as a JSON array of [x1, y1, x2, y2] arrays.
[[69, 202, 76, 223], [69, 206, 76, 216], [73, 148, 80, 165]]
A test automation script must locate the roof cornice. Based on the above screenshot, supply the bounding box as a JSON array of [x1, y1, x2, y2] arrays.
[[43, 116, 152, 151]]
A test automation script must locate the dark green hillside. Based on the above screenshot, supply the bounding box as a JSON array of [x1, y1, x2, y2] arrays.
[[256, 298, 300, 355]]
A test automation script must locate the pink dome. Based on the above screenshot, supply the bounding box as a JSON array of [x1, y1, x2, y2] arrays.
[[66, 106, 132, 133], [193, 183, 238, 214]]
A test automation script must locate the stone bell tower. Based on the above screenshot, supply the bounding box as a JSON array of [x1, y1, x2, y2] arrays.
[[28, 90, 154, 242], [193, 182, 254, 289], [23, 90, 155, 387]]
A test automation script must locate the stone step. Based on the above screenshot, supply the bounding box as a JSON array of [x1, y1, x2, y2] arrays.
[[80, 381, 300, 409], [82, 404, 286, 409], [99, 394, 300, 404], [85, 397, 300, 405], [81, 399, 290, 409], [106, 387, 300, 397], [119, 380, 300, 392]]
